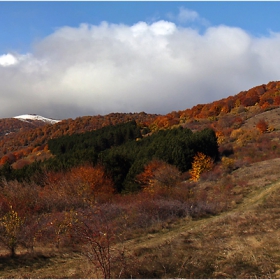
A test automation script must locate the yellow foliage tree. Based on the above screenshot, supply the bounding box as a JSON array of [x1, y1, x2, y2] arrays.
[[190, 152, 213, 182], [0, 206, 24, 257], [215, 131, 225, 145]]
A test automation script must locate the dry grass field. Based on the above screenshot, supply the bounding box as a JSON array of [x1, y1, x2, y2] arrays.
[[117, 158, 280, 278], [2, 155, 280, 278]]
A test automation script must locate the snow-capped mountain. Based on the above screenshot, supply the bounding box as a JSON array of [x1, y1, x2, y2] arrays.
[[14, 114, 61, 124]]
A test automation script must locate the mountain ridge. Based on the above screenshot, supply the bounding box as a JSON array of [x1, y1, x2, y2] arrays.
[[1, 80, 280, 166]]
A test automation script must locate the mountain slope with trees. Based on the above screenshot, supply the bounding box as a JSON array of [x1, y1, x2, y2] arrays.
[[2, 80, 280, 278], [1, 80, 280, 168]]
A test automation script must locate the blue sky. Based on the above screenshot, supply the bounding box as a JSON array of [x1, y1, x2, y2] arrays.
[[1, 2, 280, 119], [1, 2, 280, 54]]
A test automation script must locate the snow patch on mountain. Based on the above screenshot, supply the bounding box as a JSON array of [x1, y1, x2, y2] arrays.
[[14, 114, 61, 124]]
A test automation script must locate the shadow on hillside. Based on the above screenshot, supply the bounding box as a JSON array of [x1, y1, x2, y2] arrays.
[[0, 252, 53, 272]]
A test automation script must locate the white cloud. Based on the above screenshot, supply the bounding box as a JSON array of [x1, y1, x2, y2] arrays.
[[167, 7, 209, 26], [0, 18, 280, 119], [178, 7, 199, 23], [149, 20, 176, 36], [0, 53, 18, 66]]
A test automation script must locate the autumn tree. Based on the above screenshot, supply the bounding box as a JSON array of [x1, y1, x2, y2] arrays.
[[136, 160, 181, 193], [189, 152, 213, 182], [274, 95, 280, 106], [256, 119, 268, 134], [0, 206, 24, 257], [69, 165, 115, 203], [215, 131, 225, 145], [44, 164, 115, 206]]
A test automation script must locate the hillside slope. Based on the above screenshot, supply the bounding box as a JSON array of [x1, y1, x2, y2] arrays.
[[1, 80, 280, 167], [2, 80, 280, 278], [116, 157, 280, 278], [2, 157, 280, 278]]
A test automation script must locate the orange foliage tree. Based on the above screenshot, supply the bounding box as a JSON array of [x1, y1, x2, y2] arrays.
[[70, 165, 115, 202]]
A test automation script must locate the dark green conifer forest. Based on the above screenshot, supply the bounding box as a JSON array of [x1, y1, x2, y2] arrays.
[[0, 120, 219, 193]]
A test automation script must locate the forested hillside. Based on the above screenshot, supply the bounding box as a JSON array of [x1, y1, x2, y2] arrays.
[[0, 120, 218, 193], [2, 81, 280, 278], [1, 80, 280, 169], [0, 117, 48, 137], [0, 112, 158, 166]]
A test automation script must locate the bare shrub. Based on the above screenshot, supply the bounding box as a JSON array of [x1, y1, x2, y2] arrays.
[[69, 207, 130, 279]]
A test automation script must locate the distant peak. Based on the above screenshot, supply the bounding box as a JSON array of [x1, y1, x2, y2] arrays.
[[14, 114, 61, 124]]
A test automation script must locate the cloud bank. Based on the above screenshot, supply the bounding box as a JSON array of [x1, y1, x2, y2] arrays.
[[1, 12, 280, 119]]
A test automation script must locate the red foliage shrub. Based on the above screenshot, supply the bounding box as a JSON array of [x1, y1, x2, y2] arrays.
[[256, 119, 268, 134], [0, 153, 16, 165], [41, 164, 115, 211], [136, 160, 181, 192]]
